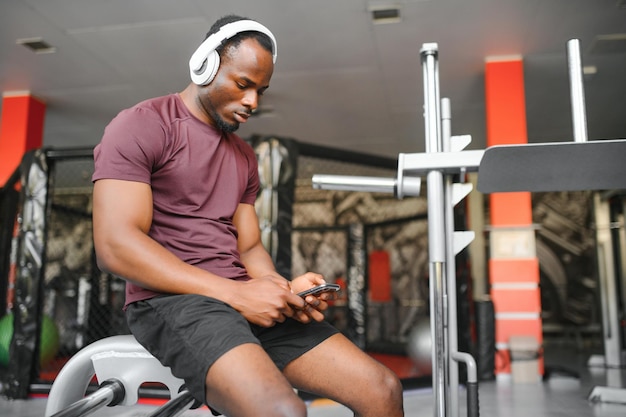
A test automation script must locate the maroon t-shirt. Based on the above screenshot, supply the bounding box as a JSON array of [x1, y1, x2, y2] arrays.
[[92, 93, 260, 307]]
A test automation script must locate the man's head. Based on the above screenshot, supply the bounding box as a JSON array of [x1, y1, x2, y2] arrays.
[[189, 15, 277, 86], [188, 15, 277, 132]]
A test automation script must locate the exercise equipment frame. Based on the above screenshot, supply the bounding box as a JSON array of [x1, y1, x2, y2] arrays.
[[313, 39, 626, 416]]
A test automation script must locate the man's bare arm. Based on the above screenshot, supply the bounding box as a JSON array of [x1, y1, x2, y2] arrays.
[[233, 203, 328, 322], [93, 179, 236, 296], [93, 179, 305, 326]]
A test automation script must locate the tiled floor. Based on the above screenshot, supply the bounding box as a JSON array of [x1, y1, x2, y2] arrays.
[[1, 342, 625, 416]]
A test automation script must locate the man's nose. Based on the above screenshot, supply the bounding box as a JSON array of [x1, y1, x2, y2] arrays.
[[242, 90, 258, 111]]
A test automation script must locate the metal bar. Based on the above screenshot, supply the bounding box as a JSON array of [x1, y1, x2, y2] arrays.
[[422, 43, 442, 154], [452, 351, 480, 417], [49, 380, 124, 417], [45, 147, 94, 160], [430, 260, 447, 417], [311, 174, 421, 197], [566, 39, 588, 143], [312, 175, 397, 193], [147, 390, 196, 417], [593, 194, 622, 368], [421, 42, 447, 417], [619, 205, 626, 330], [451, 352, 477, 385], [399, 150, 483, 176], [6, 149, 49, 399], [347, 223, 367, 349], [442, 98, 459, 417]]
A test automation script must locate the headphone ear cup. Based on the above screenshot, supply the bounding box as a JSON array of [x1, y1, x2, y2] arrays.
[[191, 49, 220, 85]]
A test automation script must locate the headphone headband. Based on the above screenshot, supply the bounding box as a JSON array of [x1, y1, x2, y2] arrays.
[[189, 20, 278, 85]]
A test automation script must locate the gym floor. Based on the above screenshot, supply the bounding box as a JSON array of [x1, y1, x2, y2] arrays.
[[1, 341, 625, 417]]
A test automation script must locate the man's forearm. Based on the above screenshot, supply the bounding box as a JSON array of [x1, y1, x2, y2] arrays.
[[240, 241, 284, 281]]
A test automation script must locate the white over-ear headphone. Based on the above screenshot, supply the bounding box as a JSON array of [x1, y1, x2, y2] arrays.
[[189, 20, 278, 86]]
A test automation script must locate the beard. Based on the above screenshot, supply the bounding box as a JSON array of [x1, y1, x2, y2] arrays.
[[214, 114, 239, 133], [198, 94, 240, 133]]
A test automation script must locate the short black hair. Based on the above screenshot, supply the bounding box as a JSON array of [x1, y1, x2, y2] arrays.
[[206, 14, 274, 60]]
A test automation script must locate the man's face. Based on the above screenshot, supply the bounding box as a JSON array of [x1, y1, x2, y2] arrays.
[[197, 38, 274, 132]]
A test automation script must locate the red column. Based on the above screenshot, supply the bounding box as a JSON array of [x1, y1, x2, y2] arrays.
[[0, 93, 46, 186], [485, 59, 543, 379]]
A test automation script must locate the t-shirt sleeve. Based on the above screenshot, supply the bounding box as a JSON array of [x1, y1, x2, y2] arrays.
[[92, 107, 167, 184], [241, 141, 261, 206]]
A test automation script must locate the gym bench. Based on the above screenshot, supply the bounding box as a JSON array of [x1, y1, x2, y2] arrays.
[[45, 335, 198, 417]]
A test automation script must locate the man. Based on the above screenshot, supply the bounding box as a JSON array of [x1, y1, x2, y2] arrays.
[[92, 14, 404, 417]]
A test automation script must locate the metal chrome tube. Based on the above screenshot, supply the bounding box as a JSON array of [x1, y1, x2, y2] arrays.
[[147, 391, 196, 417], [567, 39, 588, 143], [430, 260, 447, 416], [422, 44, 442, 154], [312, 174, 397, 193], [49, 380, 124, 417], [453, 351, 480, 417], [593, 194, 622, 367], [422, 42, 447, 417], [442, 98, 459, 417], [311, 174, 421, 197]]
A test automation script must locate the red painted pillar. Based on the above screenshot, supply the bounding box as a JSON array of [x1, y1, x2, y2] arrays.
[[0, 93, 46, 186], [484, 59, 543, 380]]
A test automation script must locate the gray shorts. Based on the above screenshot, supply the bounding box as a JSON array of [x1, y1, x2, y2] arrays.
[[126, 293, 339, 406]]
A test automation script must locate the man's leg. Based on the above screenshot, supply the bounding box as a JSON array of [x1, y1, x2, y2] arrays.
[[204, 343, 306, 417], [283, 333, 404, 417], [127, 295, 307, 417]]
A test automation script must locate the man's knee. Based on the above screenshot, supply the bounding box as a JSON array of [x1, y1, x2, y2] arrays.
[[380, 367, 403, 394], [269, 394, 307, 417], [373, 368, 404, 414], [386, 371, 404, 404], [208, 388, 306, 417]]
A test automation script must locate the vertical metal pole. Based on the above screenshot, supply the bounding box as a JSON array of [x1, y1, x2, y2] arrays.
[[347, 223, 367, 350], [441, 98, 459, 417], [619, 203, 626, 342], [568, 38, 622, 369], [593, 194, 622, 368], [567, 39, 588, 143], [421, 43, 447, 417], [6, 149, 49, 399]]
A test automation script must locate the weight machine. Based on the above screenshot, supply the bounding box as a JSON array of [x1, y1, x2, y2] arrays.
[[313, 39, 626, 417], [313, 41, 481, 417]]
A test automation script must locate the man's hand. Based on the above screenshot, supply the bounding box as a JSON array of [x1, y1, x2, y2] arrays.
[[290, 273, 336, 323], [228, 277, 306, 327]]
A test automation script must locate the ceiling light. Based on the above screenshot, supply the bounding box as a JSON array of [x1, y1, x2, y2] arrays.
[[370, 6, 401, 24], [582, 65, 597, 75], [583, 65, 598, 81], [16, 37, 57, 54], [589, 33, 626, 54]]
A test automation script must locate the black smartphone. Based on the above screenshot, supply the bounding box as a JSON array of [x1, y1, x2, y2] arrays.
[[297, 283, 341, 298]]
